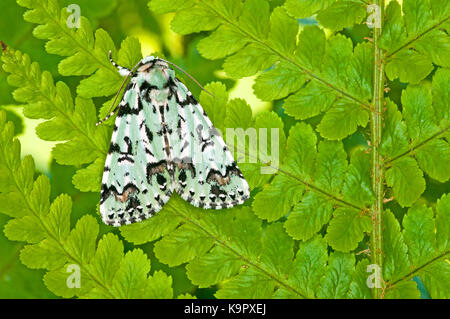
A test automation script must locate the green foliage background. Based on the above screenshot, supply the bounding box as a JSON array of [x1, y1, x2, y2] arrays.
[[0, 0, 449, 299]]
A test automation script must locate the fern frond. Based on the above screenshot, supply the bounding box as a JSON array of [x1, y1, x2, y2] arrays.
[[0, 111, 174, 298], [1, 48, 108, 192], [17, 0, 142, 99]]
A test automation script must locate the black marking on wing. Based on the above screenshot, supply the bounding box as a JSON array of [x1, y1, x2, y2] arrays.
[[140, 81, 159, 102], [146, 160, 168, 184], [117, 101, 141, 116], [177, 93, 198, 107], [109, 142, 121, 154], [173, 157, 196, 178], [206, 162, 244, 186]]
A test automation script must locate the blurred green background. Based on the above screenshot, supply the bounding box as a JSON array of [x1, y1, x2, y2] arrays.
[[0, 0, 446, 298]]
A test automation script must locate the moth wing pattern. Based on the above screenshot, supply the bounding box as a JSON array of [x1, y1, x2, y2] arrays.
[[100, 82, 173, 226], [168, 79, 251, 209]]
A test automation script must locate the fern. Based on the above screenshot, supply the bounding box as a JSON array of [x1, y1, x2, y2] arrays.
[[0, 112, 178, 298], [0, 0, 449, 299]]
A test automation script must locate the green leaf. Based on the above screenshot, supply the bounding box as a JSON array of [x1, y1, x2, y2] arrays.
[[43, 264, 95, 298], [186, 245, 242, 288], [199, 81, 229, 132], [148, 0, 195, 14], [316, 1, 366, 32], [317, 252, 355, 298], [58, 52, 98, 76], [65, 215, 99, 265], [432, 68, 450, 122], [348, 259, 372, 299], [385, 281, 420, 299], [284, 192, 333, 241], [414, 29, 450, 67], [42, 194, 71, 242], [254, 111, 287, 163], [120, 207, 183, 245], [295, 26, 326, 71], [325, 207, 371, 252], [224, 98, 253, 129], [197, 25, 248, 60], [4, 215, 46, 244], [342, 150, 374, 207], [252, 173, 303, 222], [415, 139, 450, 182], [385, 157, 426, 207], [403, 0, 433, 37], [268, 7, 298, 55], [215, 268, 275, 299], [253, 62, 305, 101], [322, 34, 353, 86], [77, 68, 121, 98], [347, 42, 373, 101], [171, 5, 221, 35], [283, 82, 335, 120], [208, 0, 243, 21], [144, 270, 173, 299], [238, 0, 271, 39], [111, 249, 150, 299], [385, 50, 434, 84], [284, 0, 334, 19], [72, 158, 104, 192], [317, 100, 369, 140], [154, 223, 214, 267], [284, 122, 317, 180], [29, 174, 51, 217], [380, 1, 407, 52], [420, 260, 450, 299], [403, 204, 436, 266], [223, 43, 278, 78], [20, 239, 67, 270], [117, 36, 142, 70], [315, 140, 348, 194], [380, 99, 409, 158], [260, 223, 294, 278], [90, 233, 124, 286], [402, 85, 438, 142], [436, 194, 450, 252], [383, 210, 410, 281], [284, 236, 328, 298]]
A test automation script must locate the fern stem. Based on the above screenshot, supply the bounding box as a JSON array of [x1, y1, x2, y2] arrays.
[[370, 0, 385, 299]]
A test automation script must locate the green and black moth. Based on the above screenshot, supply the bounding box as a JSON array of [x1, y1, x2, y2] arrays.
[[99, 53, 250, 227]]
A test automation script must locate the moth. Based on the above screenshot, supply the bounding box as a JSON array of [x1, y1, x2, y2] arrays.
[[99, 53, 250, 226]]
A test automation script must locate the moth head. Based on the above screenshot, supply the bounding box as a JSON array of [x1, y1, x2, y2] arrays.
[[137, 56, 168, 72]]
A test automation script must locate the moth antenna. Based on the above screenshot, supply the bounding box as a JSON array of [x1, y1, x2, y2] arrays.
[[158, 58, 215, 98], [96, 108, 119, 126], [109, 50, 131, 76], [97, 51, 142, 127]]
